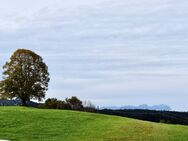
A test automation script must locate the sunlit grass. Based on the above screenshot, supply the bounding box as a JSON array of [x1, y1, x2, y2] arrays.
[[0, 107, 187, 141]]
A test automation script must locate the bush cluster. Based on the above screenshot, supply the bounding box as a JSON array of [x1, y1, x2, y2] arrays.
[[41, 96, 96, 112]]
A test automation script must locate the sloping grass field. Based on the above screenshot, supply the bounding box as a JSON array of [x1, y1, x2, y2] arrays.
[[0, 107, 188, 141]]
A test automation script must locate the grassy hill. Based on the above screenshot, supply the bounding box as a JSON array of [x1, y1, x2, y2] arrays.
[[0, 107, 188, 141]]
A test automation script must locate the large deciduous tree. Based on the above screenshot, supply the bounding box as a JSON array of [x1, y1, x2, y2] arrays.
[[0, 49, 50, 105]]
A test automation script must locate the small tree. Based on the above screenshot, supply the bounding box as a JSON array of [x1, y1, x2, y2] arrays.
[[44, 98, 59, 109], [0, 49, 50, 105], [65, 96, 83, 110]]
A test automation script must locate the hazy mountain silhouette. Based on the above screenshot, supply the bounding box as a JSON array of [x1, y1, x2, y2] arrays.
[[101, 104, 171, 111]]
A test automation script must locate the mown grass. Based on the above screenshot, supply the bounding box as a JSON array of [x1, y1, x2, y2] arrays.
[[0, 107, 188, 141]]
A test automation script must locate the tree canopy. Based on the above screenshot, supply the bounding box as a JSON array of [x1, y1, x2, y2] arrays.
[[65, 96, 83, 110], [44, 96, 84, 110], [0, 49, 50, 105]]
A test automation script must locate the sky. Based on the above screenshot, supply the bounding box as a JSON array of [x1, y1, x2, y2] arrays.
[[0, 0, 188, 111]]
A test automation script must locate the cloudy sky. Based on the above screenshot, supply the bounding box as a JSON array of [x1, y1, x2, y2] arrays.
[[0, 0, 188, 111]]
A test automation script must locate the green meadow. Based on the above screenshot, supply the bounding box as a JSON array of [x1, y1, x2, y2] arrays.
[[0, 107, 187, 141]]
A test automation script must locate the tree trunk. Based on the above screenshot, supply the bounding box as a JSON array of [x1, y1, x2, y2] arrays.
[[21, 99, 27, 106]]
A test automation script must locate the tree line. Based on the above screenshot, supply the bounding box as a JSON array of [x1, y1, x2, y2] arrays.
[[41, 97, 96, 112], [98, 109, 188, 125]]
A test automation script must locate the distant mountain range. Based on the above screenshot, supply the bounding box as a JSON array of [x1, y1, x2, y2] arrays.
[[100, 104, 171, 111]]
